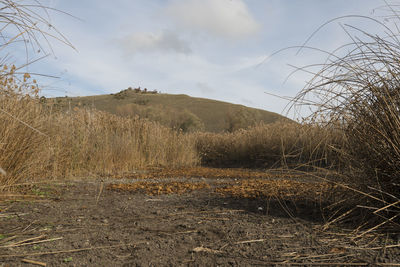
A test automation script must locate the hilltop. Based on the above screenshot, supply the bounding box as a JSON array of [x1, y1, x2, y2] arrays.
[[47, 87, 290, 132]]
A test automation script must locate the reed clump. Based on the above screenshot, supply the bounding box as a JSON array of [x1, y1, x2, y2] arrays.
[[0, 68, 48, 187], [290, 8, 400, 229]]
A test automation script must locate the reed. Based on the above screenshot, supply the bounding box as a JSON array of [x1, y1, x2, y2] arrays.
[[195, 121, 342, 169], [1, 91, 199, 187], [46, 108, 199, 177], [289, 5, 400, 230]]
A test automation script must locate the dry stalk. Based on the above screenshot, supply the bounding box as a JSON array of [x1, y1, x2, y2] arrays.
[[286, 2, 400, 233]]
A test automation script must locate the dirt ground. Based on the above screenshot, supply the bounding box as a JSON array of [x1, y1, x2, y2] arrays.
[[0, 168, 399, 266]]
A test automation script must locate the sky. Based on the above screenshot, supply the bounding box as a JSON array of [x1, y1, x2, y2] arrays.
[[6, 0, 394, 118]]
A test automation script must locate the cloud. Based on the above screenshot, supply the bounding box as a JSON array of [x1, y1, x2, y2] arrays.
[[165, 0, 260, 39], [118, 30, 192, 55]]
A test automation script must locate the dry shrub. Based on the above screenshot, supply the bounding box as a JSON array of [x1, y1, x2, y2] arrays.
[[195, 121, 341, 169]]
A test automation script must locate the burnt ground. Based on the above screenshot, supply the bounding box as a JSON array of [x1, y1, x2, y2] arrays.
[[0, 168, 399, 266]]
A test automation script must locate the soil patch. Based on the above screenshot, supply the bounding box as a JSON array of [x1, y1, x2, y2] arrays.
[[1, 168, 399, 266]]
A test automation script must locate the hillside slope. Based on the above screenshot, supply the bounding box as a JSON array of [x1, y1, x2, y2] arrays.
[[49, 88, 290, 132]]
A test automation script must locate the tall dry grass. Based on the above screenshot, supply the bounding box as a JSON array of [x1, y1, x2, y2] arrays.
[[0, 90, 199, 188], [47, 108, 198, 177], [195, 121, 342, 169], [0, 70, 49, 187], [289, 7, 400, 230]]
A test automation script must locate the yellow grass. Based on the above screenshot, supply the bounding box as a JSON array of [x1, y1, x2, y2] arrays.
[[47, 108, 198, 176], [195, 122, 341, 169], [0, 88, 48, 186], [0, 85, 199, 188], [1, 84, 339, 189]]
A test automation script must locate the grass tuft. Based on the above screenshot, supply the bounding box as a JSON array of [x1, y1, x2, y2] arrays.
[[289, 4, 400, 230]]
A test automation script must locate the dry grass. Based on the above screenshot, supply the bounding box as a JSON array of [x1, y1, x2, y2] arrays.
[[195, 121, 342, 169], [288, 6, 400, 230], [107, 181, 210, 195], [0, 88, 199, 188], [0, 68, 48, 187], [214, 179, 332, 200], [105, 167, 335, 206], [107, 178, 332, 200], [46, 108, 198, 177]]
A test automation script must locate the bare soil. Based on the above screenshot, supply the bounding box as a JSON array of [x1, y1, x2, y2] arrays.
[[0, 168, 399, 266]]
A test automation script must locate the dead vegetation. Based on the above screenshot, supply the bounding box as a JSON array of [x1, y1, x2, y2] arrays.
[[195, 121, 341, 169], [108, 181, 210, 195], [106, 167, 334, 201], [0, 93, 199, 187], [283, 5, 400, 233], [214, 179, 332, 200]]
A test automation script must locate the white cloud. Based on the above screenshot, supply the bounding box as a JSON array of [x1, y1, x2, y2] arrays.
[[119, 30, 191, 55], [165, 0, 260, 39]]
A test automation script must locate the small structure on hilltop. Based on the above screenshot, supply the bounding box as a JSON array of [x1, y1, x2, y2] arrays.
[[127, 87, 158, 94], [113, 86, 158, 99]]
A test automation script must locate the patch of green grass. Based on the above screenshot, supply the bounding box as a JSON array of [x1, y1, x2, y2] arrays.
[[30, 185, 53, 197], [31, 188, 50, 197], [63, 256, 73, 262]]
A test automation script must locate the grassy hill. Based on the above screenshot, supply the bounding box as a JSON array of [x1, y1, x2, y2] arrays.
[[48, 88, 290, 132]]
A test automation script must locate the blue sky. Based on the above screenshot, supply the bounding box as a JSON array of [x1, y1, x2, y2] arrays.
[[9, 0, 391, 117]]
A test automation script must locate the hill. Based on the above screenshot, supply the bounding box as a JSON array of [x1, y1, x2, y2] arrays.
[[47, 87, 290, 132]]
